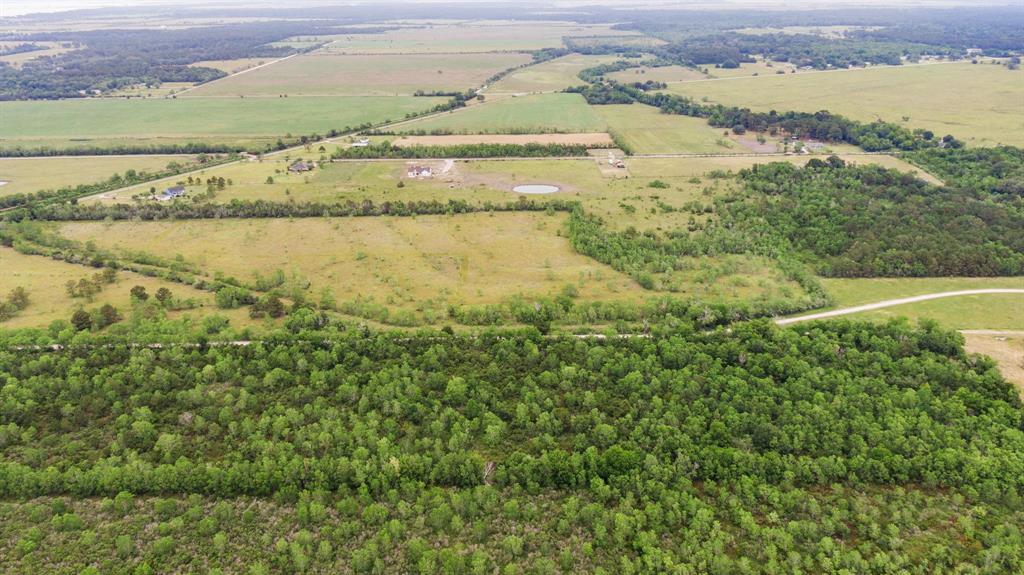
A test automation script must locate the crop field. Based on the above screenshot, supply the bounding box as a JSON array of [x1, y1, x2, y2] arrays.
[[0, 155, 195, 197], [670, 62, 1024, 146], [607, 65, 709, 84], [396, 93, 607, 134], [319, 22, 642, 53], [596, 104, 737, 154], [0, 96, 446, 150], [488, 54, 622, 94], [55, 213, 652, 320], [0, 247, 253, 330], [183, 53, 532, 97], [809, 277, 1024, 329]]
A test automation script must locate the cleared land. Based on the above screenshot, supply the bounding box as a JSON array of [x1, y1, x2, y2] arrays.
[[608, 65, 709, 84], [597, 104, 737, 154], [320, 23, 640, 53], [702, 59, 798, 78], [183, 53, 532, 97], [670, 62, 1024, 146], [396, 93, 607, 134], [963, 332, 1024, 396], [0, 247, 253, 329], [0, 41, 76, 67], [387, 133, 614, 147], [0, 155, 195, 197], [190, 57, 273, 73], [55, 213, 649, 320], [0, 96, 445, 150], [488, 54, 622, 93]]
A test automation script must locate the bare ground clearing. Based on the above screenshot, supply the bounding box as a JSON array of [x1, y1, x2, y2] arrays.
[[963, 331, 1024, 397]]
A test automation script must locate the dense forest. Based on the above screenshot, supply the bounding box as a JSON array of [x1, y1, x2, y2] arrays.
[[723, 159, 1024, 277], [0, 319, 1021, 572]]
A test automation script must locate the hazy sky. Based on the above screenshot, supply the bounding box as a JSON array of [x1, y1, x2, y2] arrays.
[[1, 0, 1011, 18]]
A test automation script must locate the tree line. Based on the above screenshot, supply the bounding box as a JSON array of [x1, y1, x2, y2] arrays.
[[331, 142, 592, 160]]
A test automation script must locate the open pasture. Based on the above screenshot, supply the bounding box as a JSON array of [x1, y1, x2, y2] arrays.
[[700, 59, 798, 78], [55, 213, 650, 320], [488, 54, 622, 93], [184, 53, 531, 97], [596, 104, 737, 154], [190, 57, 273, 73], [319, 22, 641, 53], [0, 96, 445, 151], [607, 65, 709, 84], [0, 155, 195, 197], [0, 41, 77, 67], [671, 62, 1024, 146], [396, 93, 606, 134]]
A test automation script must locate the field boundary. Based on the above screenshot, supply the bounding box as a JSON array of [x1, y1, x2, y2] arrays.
[[176, 53, 301, 97]]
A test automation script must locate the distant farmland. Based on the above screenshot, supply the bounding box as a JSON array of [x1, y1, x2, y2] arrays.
[[0, 96, 446, 151], [396, 93, 607, 134]]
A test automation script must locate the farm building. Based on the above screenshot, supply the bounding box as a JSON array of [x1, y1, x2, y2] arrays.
[[288, 160, 314, 173], [352, 138, 370, 147], [407, 165, 433, 178], [154, 185, 185, 202]]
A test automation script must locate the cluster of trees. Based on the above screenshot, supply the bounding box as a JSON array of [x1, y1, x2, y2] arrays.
[[0, 156, 229, 212], [904, 145, 1024, 199], [69, 304, 121, 331], [724, 159, 1024, 277], [0, 320, 1021, 572], [0, 287, 29, 323], [65, 268, 118, 301], [0, 142, 241, 159], [332, 142, 592, 160], [0, 43, 44, 57]]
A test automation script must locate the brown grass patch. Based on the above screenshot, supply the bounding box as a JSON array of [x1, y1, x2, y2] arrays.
[[963, 332, 1024, 398]]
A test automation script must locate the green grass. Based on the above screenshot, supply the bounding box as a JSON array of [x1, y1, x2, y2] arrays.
[[813, 276, 1024, 330], [184, 53, 531, 97], [0, 155, 195, 197], [396, 93, 606, 134], [0, 97, 446, 150], [670, 62, 1024, 146], [596, 104, 736, 154], [607, 65, 708, 84], [488, 54, 622, 93]]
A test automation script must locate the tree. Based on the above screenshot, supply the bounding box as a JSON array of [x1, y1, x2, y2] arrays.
[[7, 287, 29, 310], [130, 285, 149, 301], [71, 309, 92, 331], [155, 287, 172, 304], [97, 304, 121, 328]]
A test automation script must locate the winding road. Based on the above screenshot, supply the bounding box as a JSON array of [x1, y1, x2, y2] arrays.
[[776, 289, 1024, 325]]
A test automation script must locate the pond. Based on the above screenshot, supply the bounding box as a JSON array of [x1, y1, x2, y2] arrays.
[[512, 184, 560, 194]]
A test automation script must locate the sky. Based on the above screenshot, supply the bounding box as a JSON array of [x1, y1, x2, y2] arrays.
[[0, 0, 1010, 18]]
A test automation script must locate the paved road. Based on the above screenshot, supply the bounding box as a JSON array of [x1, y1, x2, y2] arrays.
[[776, 289, 1024, 325]]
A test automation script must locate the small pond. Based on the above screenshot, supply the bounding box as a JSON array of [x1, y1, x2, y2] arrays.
[[512, 184, 560, 194]]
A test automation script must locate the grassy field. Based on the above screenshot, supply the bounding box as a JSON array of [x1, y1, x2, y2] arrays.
[[190, 57, 274, 73], [0, 97, 446, 150], [0, 41, 76, 67], [607, 65, 709, 84], [0, 247, 254, 330], [488, 54, 622, 93], [671, 62, 1024, 146], [701, 59, 798, 78], [396, 93, 607, 134], [596, 104, 736, 154], [811, 276, 1024, 330], [963, 332, 1024, 394], [319, 22, 640, 53], [55, 213, 650, 321], [184, 53, 531, 97], [0, 155, 195, 197]]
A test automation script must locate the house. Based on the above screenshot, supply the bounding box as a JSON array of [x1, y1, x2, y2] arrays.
[[288, 160, 313, 173], [155, 185, 186, 202], [352, 138, 370, 147], [407, 165, 433, 178]]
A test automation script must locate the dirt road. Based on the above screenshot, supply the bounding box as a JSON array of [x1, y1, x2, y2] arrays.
[[776, 289, 1024, 325]]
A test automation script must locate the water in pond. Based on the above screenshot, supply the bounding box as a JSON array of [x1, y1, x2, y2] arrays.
[[512, 184, 560, 194]]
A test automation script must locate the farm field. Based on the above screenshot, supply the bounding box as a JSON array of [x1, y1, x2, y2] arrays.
[[808, 276, 1024, 329], [596, 104, 736, 154], [0, 155, 195, 197], [701, 59, 798, 78], [488, 54, 622, 93], [0, 247, 254, 330], [319, 22, 642, 53], [0, 96, 446, 151], [607, 65, 709, 84], [670, 62, 1024, 146], [0, 41, 76, 66], [183, 53, 532, 97], [55, 213, 652, 321], [396, 93, 607, 134]]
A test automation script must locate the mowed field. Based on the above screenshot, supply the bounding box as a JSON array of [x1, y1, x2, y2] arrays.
[[184, 53, 532, 97], [597, 104, 735, 154], [0, 247, 254, 329], [396, 93, 607, 134], [811, 276, 1024, 330], [0, 155, 194, 197], [0, 97, 446, 150], [670, 62, 1024, 146], [320, 22, 642, 53], [607, 65, 709, 84], [488, 54, 622, 94], [55, 213, 650, 316]]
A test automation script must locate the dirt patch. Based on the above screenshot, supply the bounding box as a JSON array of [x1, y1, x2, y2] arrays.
[[964, 331, 1024, 398], [730, 134, 780, 153], [390, 133, 615, 147]]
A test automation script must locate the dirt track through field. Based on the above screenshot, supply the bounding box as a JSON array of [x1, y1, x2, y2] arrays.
[[776, 289, 1024, 325]]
